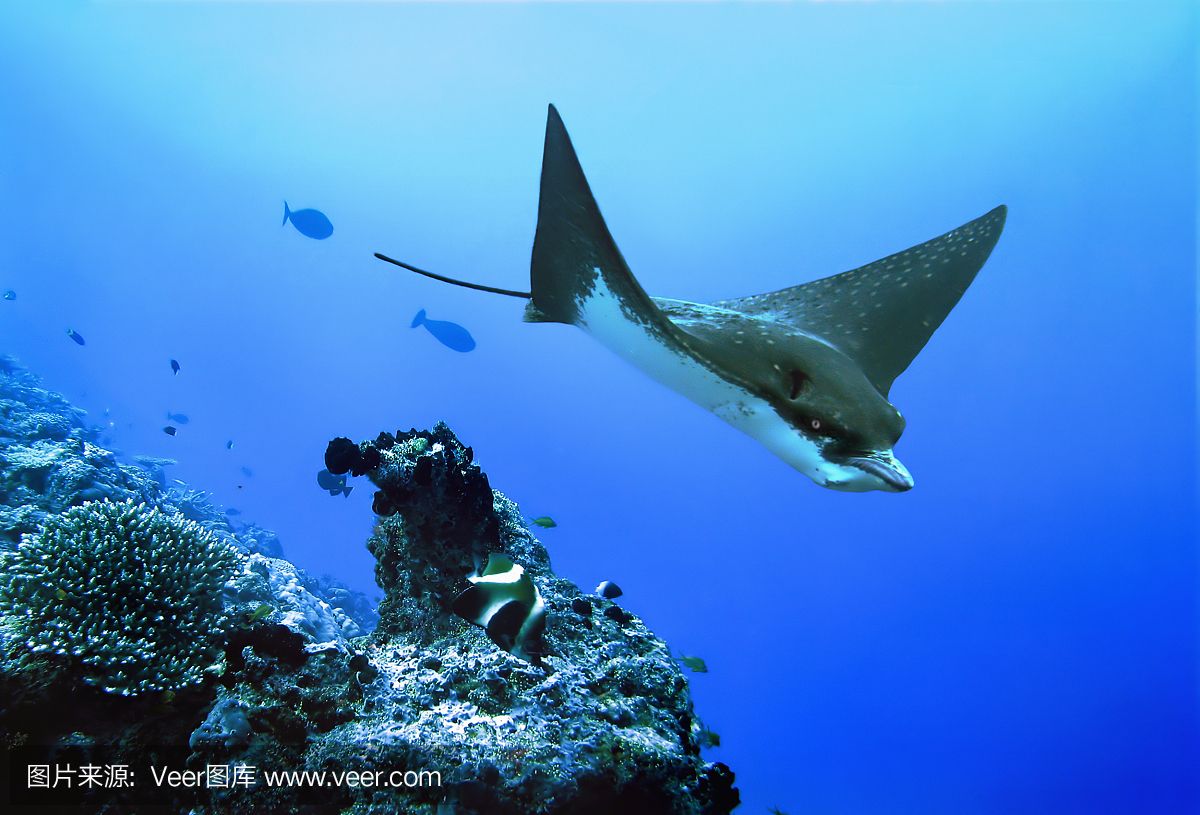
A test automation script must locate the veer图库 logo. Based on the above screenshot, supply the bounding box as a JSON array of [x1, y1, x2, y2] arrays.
[[4, 746, 441, 806]]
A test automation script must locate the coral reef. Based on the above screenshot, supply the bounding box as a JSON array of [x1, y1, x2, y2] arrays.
[[0, 359, 736, 813], [301, 424, 739, 814], [324, 426, 503, 640], [0, 356, 377, 633], [0, 499, 240, 695], [226, 553, 366, 644]]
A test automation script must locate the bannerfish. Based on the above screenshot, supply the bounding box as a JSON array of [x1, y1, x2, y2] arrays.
[[282, 201, 334, 240], [452, 553, 545, 661], [530, 515, 557, 529], [166, 412, 190, 425], [163, 425, 177, 436], [66, 329, 85, 346], [170, 359, 180, 375], [374, 105, 1006, 493], [595, 580, 623, 600], [411, 309, 476, 352], [316, 468, 353, 497], [3, 290, 14, 301]]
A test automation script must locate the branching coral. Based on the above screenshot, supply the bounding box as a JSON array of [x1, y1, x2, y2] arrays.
[[0, 499, 240, 695]]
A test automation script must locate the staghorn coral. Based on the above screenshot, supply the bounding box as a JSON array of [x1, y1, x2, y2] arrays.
[[0, 499, 240, 695]]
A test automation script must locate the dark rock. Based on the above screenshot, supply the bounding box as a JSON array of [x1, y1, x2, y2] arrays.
[[224, 623, 308, 673], [603, 605, 633, 625], [352, 445, 381, 476], [700, 762, 742, 813], [324, 436, 360, 475]]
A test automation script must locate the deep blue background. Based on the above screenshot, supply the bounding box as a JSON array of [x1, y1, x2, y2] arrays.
[[1, 2, 1195, 813]]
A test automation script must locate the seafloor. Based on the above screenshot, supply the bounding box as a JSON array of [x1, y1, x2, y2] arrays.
[[0, 356, 737, 814]]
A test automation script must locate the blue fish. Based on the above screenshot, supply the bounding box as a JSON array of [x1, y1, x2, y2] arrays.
[[66, 329, 85, 346], [3, 290, 14, 301], [166, 412, 190, 425], [226, 440, 235, 450], [170, 358, 180, 375], [316, 468, 353, 498], [412, 309, 476, 353], [282, 201, 333, 240]]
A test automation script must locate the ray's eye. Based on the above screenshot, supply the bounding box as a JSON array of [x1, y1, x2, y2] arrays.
[[802, 414, 847, 441], [788, 369, 810, 400]]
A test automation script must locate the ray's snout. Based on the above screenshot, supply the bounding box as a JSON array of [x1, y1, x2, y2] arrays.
[[844, 455, 915, 492]]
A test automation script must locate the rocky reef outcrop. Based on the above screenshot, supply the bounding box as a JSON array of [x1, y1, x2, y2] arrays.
[[0, 358, 736, 813]]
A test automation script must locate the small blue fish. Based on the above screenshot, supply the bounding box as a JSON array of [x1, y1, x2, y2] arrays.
[[282, 201, 333, 240], [596, 581, 623, 600], [226, 440, 235, 450], [170, 359, 180, 375], [163, 425, 177, 436], [66, 329, 85, 346], [3, 290, 14, 301], [166, 412, 190, 425], [240, 466, 254, 478], [412, 309, 476, 353], [316, 468, 353, 498]]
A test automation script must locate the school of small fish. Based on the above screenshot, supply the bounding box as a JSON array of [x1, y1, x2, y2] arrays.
[[1, 200, 555, 587]]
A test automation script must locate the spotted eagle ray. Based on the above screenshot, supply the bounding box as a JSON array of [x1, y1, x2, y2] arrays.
[[376, 105, 1006, 492]]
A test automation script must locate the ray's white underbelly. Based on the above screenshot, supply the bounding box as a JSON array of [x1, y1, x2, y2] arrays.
[[575, 280, 743, 412], [572, 278, 834, 483]]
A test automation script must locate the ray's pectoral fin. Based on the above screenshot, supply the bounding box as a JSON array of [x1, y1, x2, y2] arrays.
[[525, 106, 689, 351], [715, 205, 1006, 397]]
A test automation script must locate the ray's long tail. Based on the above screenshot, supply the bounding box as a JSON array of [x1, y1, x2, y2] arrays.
[[374, 253, 531, 299]]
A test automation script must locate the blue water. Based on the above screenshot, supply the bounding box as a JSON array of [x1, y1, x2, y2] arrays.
[[1, 2, 1195, 813]]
